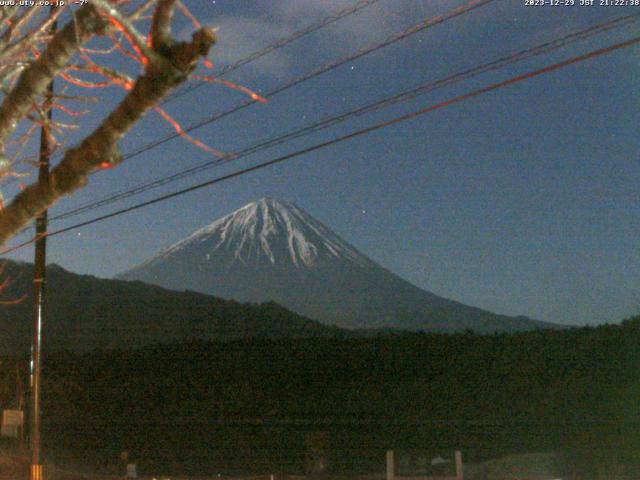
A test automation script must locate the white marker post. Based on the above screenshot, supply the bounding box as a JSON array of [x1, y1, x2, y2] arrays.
[[386, 450, 395, 480]]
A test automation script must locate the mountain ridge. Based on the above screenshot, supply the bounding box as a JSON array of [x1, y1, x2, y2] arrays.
[[0, 260, 344, 354], [119, 198, 560, 333], [141, 197, 375, 270]]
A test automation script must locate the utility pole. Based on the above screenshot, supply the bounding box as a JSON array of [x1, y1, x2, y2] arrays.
[[31, 8, 56, 479], [16, 363, 25, 449]]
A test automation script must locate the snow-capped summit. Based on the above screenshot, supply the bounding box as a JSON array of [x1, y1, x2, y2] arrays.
[[119, 198, 557, 333], [155, 198, 373, 269]]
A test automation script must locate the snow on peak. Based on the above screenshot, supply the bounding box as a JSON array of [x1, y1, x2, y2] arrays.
[[155, 198, 374, 268]]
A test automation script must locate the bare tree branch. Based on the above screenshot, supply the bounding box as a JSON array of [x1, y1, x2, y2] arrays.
[[91, 0, 158, 64], [151, 0, 177, 50], [0, 26, 216, 244], [129, 0, 159, 22], [0, 4, 106, 146], [1, 9, 63, 62]]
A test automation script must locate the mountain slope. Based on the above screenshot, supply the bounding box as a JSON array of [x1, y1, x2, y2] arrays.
[[0, 260, 340, 354], [119, 198, 557, 333]]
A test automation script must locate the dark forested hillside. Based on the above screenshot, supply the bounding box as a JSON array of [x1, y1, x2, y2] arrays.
[[0, 261, 341, 354], [0, 318, 635, 477]]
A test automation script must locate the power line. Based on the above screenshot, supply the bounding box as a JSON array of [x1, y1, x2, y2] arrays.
[[47, 0, 488, 168], [164, 0, 384, 104], [118, 0, 496, 162], [49, 13, 640, 223], [28, 0, 494, 214], [37, 0, 382, 170], [3, 33, 637, 256], [27, 0, 495, 224]]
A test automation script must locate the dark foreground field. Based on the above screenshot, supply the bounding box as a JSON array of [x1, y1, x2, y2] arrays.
[[2, 316, 639, 479]]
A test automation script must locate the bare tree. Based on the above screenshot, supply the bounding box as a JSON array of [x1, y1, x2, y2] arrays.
[[0, 0, 219, 246]]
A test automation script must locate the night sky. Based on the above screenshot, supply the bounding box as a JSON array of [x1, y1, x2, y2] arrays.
[[2, 0, 639, 326]]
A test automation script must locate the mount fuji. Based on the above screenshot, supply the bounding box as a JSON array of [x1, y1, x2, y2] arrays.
[[118, 198, 556, 333]]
